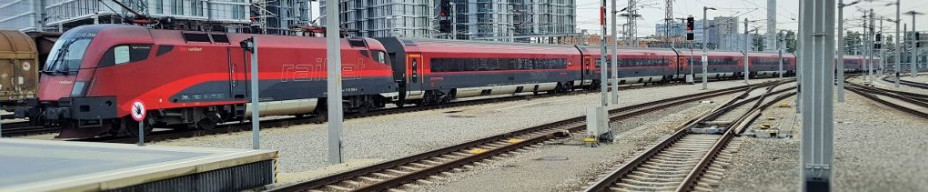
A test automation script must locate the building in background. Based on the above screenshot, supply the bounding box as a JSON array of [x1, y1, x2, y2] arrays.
[[465, 0, 576, 42], [321, 0, 434, 38], [653, 17, 739, 49], [0, 0, 43, 31], [655, 21, 685, 38], [322, 0, 575, 41], [0, 0, 309, 34], [720, 33, 762, 51]]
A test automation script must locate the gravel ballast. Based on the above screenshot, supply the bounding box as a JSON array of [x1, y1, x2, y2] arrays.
[[411, 96, 737, 192], [153, 79, 775, 184], [899, 73, 928, 83], [853, 75, 928, 95], [718, 90, 928, 191]]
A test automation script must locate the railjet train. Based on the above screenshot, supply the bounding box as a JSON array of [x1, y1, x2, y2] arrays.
[[20, 24, 873, 137]]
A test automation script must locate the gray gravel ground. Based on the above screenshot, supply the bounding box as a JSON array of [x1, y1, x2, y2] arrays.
[[152, 79, 774, 184], [408, 95, 736, 192], [899, 73, 928, 83], [854, 74, 928, 95], [718, 90, 928, 191]]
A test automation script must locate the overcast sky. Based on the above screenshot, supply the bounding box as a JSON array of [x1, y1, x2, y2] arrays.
[[576, 0, 928, 36]]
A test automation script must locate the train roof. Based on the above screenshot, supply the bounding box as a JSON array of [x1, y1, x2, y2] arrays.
[[380, 37, 579, 55], [66, 24, 388, 51], [0, 30, 37, 58]]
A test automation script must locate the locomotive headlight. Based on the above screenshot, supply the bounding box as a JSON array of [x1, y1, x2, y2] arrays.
[[71, 81, 88, 97]]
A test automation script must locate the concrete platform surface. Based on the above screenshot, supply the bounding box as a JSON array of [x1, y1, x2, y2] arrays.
[[0, 138, 277, 192]]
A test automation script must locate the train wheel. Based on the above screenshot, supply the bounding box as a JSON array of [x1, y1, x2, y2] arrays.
[[311, 108, 328, 123], [197, 113, 220, 130], [197, 119, 217, 130], [124, 117, 153, 137]]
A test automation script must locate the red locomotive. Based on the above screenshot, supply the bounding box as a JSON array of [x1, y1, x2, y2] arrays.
[[22, 24, 872, 137]]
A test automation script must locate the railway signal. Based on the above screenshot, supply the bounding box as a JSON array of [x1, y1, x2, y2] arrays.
[[686, 16, 695, 41], [240, 37, 255, 53], [438, 0, 453, 34], [439, 20, 452, 33], [874, 32, 882, 49], [440, 0, 451, 17], [917, 32, 922, 47]]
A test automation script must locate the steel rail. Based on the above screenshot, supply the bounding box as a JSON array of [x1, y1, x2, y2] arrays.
[[584, 81, 794, 192], [269, 81, 783, 192]]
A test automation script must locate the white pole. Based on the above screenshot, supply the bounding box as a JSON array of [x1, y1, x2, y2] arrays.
[[778, 33, 784, 79], [610, 1, 619, 104], [743, 18, 749, 84], [599, 0, 608, 106], [702, 7, 711, 90], [880, 18, 885, 75], [249, 37, 260, 149], [868, 10, 874, 85], [326, 0, 344, 164], [911, 12, 919, 77], [895, 0, 901, 87], [837, 1, 845, 101]]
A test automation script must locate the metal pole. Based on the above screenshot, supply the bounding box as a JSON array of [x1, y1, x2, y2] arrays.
[[911, 12, 919, 77], [869, 9, 874, 85], [326, 0, 344, 164], [743, 18, 749, 84], [250, 37, 260, 149], [452, 3, 456, 40], [800, 0, 835, 190], [880, 18, 885, 75], [600, 0, 608, 106], [837, 0, 845, 101], [138, 120, 144, 146], [778, 32, 784, 79], [610, 1, 619, 104], [702, 7, 711, 89], [895, 0, 901, 87]]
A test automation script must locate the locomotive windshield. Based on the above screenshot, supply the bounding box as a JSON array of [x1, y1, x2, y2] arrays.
[[43, 25, 104, 74], [44, 38, 91, 73]]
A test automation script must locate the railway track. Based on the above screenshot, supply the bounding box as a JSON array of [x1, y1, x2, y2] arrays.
[[846, 83, 928, 119], [583, 81, 796, 192], [882, 76, 928, 90], [266, 80, 791, 192], [0, 122, 58, 137]]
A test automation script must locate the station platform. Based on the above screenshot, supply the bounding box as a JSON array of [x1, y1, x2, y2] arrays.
[[0, 139, 277, 192]]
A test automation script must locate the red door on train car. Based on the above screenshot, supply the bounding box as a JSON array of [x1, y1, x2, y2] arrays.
[[228, 46, 247, 99], [582, 55, 594, 85], [406, 54, 424, 89]]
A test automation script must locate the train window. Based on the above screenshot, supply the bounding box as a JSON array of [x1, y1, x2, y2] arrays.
[[372, 51, 388, 64], [348, 39, 367, 48], [360, 50, 369, 57], [182, 33, 211, 43], [45, 38, 92, 73], [429, 58, 567, 72], [98, 44, 152, 67], [211, 34, 229, 43]]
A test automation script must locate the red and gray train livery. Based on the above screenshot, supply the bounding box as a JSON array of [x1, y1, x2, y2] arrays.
[[21, 24, 874, 137]]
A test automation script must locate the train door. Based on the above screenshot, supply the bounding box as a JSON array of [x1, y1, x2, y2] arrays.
[[228, 47, 247, 100], [406, 54, 424, 90], [677, 56, 687, 76], [583, 55, 593, 85]]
